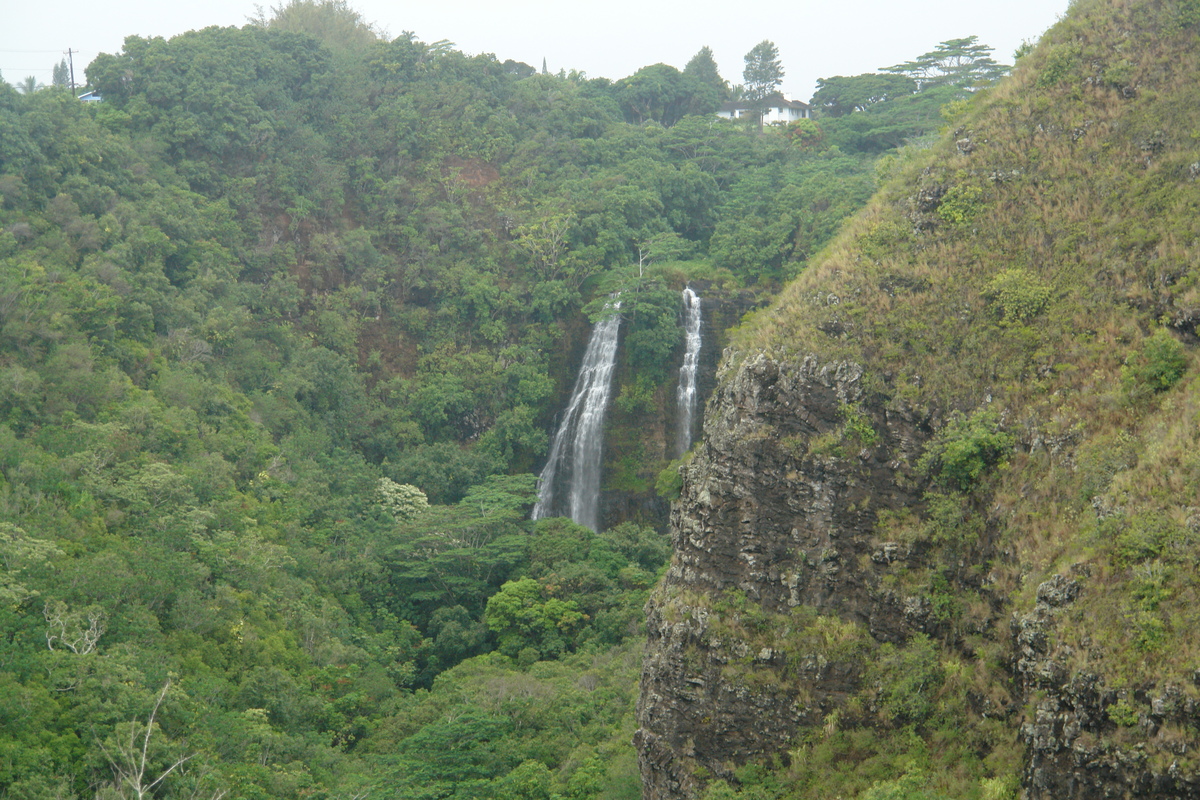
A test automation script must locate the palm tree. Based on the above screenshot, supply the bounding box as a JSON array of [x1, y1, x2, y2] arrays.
[[18, 75, 42, 94]]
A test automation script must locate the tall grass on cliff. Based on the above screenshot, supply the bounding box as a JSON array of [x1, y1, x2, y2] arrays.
[[715, 0, 1200, 794]]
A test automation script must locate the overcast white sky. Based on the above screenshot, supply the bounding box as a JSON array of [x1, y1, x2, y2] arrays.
[[2, 0, 1071, 101]]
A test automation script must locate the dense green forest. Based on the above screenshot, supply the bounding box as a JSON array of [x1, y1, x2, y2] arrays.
[[0, 3, 1005, 797]]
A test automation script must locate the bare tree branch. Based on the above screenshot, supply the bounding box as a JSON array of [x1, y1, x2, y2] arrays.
[[96, 679, 223, 800]]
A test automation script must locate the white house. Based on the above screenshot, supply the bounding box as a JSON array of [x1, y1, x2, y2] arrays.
[[716, 94, 812, 124]]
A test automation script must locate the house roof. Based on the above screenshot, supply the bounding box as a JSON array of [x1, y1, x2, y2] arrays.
[[717, 94, 811, 113]]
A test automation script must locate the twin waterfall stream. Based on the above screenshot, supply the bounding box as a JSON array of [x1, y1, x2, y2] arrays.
[[532, 289, 702, 531]]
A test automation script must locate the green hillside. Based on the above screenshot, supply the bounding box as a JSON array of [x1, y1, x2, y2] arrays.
[[748, 0, 1200, 686], [0, 1, 954, 797], [637, 0, 1200, 798], [6, 0, 1137, 796]]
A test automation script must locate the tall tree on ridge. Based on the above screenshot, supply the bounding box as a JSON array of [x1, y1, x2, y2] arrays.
[[743, 39, 783, 132], [684, 45, 729, 101], [52, 59, 69, 87], [254, 0, 381, 51], [882, 36, 1008, 89]]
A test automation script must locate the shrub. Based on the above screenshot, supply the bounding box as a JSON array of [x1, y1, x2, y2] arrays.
[[918, 410, 1013, 491], [1106, 510, 1187, 567], [868, 634, 944, 725], [656, 455, 689, 500], [1074, 431, 1138, 503], [980, 775, 1020, 800], [922, 491, 983, 548], [842, 403, 880, 448], [1127, 610, 1167, 652], [936, 184, 985, 225], [862, 767, 950, 800], [1108, 697, 1140, 727], [983, 269, 1052, 324], [1035, 42, 1082, 87], [1121, 328, 1187, 400]]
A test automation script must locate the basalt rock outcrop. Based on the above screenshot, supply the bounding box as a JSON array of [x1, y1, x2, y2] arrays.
[[1013, 573, 1200, 799], [636, 352, 932, 799], [636, 0, 1200, 796], [637, 345, 1200, 800]]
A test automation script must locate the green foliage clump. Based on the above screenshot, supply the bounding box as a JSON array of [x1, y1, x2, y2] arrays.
[[983, 269, 1052, 324], [1074, 430, 1139, 503], [615, 374, 658, 416], [364, 646, 645, 799], [842, 402, 880, 448], [935, 183, 985, 225], [655, 453, 692, 500], [861, 766, 952, 800], [485, 577, 586, 659], [1107, 697, 1140, 727], [1120, 328, 1187, 400], [1105, 510, 1190, 567], [805, 403, 880, 460], [921, 491, 984, 548], [1171, 0, 1200, 31], [1034, 41, 1082, 87], [918, 410, 1013, 491], [868, 634, 945, 725], [521, 518, 669, 648], [980, 776, 1020, 800]]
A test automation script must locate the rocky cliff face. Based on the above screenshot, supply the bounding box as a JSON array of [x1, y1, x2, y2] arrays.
[[636, 352, 932, 798], [636, 0, 1200, 795], [1013, 573, 1200, 799], [637, 350, 1200, 800]]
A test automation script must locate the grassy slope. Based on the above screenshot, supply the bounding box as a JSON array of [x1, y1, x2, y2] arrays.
[[716, 0, 1200, 793]]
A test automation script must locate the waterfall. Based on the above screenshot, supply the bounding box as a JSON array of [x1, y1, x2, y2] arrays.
[[676, 287, 702, 455], [532, 298, 622, 531]]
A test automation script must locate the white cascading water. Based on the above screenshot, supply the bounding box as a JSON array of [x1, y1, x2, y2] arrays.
[[532, 298, 622, 531], [676, 287, 702, 455]]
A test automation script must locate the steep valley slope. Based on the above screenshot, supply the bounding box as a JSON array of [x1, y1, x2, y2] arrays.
[[637, 1, 1200, 797]]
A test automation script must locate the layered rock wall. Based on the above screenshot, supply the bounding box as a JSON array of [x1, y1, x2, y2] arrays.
[[637, 350, 1200, 799], [636, 352, 930, 798]]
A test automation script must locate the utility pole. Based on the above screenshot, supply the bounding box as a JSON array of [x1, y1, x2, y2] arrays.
[[66, 48, 75, 93]]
